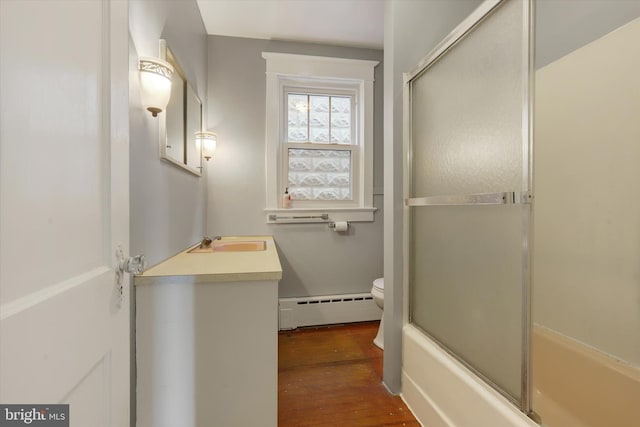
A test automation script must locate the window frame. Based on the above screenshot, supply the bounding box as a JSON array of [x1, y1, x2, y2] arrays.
[[263, 52, 378, 223]]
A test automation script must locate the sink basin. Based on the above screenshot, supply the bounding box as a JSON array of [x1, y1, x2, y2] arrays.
[[188, 240, 266, 253]]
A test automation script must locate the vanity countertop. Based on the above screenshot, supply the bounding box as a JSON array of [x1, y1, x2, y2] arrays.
[[134, 235, 282, 285]]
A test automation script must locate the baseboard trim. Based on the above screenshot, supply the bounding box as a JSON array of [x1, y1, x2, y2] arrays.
[[279, 293, 381, 330]]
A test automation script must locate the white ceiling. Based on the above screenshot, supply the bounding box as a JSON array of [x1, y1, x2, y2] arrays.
[[196, 0, 384, 49]]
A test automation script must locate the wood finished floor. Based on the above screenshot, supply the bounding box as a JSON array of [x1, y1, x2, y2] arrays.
[[278, 322, 420, 427]]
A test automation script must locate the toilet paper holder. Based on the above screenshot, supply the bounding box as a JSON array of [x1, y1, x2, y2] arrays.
[[328, 221, 350, 231]]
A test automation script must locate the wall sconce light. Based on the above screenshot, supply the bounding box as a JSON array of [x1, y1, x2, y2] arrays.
[[195, 131, 217, 161], [138, 57, 174, 117]]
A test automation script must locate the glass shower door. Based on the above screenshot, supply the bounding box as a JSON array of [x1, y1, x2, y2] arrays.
[[405, 0, 533, 411]]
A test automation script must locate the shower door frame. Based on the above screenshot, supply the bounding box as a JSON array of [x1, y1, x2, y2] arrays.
[[402, 0, 535, 414]]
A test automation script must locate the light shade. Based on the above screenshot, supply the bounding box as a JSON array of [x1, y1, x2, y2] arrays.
[[195, 131, 217, 161], [138, 57, 174, 117]]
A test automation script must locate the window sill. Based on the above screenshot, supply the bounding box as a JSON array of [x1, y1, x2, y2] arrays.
[[264, 207, 376, 224]]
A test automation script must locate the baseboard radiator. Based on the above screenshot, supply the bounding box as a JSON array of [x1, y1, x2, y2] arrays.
[[278, 293, 381, 330]]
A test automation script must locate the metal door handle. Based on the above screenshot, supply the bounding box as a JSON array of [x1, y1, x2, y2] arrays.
[[114, 247, 145, 306], [119, 254, 146, 275], [115, 247, 145, 287]]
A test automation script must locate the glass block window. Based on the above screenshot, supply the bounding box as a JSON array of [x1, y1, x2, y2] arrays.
[[284, 90, 356, 203], [287, 94, 352, 145], [288, 149, 352, 200]]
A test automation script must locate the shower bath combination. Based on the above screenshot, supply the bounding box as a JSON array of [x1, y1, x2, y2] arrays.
[[401, 0, 640, 426]]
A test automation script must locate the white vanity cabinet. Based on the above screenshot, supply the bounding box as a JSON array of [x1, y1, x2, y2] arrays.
[[135, 236, 282, 427]]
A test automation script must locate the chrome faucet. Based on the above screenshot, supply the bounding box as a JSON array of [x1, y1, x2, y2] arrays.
[[200, 236, 221, 249]]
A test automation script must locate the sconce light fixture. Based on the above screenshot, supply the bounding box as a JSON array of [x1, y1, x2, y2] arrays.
[[138, 57, 174, 117], [195, 131, 217, 161]]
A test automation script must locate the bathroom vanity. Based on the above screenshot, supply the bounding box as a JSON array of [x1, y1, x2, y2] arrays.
[[135, 236, 282, 427]]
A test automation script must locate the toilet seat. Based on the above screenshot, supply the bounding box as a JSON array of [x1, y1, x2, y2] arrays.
[[373, 277, 384, 291]]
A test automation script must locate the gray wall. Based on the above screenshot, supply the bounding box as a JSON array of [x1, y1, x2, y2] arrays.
[[129, 0, 208, 267], [128, 1, 207, 425], [536, 0, 640, 68], [205, 36, 384, 299]]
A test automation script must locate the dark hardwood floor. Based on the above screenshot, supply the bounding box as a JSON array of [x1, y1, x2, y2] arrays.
[[278, 322, 420, 427]]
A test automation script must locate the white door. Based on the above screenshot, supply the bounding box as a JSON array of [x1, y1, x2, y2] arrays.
[[0, 1, 131, 426]]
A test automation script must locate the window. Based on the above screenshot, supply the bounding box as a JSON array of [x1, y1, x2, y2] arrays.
[[285, 90, 355, 203], [263, 53, 378, 222]]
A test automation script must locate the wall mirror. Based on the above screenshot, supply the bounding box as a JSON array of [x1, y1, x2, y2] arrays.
[[159, 39, 203, 176]]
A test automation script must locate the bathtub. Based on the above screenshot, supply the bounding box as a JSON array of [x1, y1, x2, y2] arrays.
[[401, 324, 640, 427], [533, 325, 640, 427], [402, 324, 537, 427]]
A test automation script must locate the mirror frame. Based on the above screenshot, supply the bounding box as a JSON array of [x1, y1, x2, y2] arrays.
[[159, 39, 203, 176]]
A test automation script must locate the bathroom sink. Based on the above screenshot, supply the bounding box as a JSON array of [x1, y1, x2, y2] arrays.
[[188, 240, 266, 253]]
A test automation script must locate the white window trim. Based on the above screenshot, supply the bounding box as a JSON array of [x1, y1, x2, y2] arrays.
[[263, 52, 379, 223]]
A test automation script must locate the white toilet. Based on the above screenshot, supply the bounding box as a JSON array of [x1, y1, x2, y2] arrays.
[[371, 277, 384, 349]]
